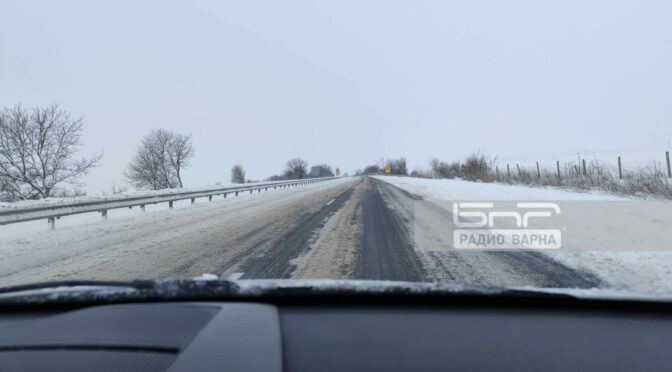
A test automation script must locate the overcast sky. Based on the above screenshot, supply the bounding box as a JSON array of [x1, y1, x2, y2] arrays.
[[2, 0, 671, 193]]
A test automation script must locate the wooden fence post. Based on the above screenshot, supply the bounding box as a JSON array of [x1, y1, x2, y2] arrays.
[[536, 162, 541, 178], [666, 151, 671, 178], [618, 156, 623, 180], [516, 164, 521, 177], [556, 160, 561, 179], [507, 164, 511, 178], [582, 159, 587, 176]]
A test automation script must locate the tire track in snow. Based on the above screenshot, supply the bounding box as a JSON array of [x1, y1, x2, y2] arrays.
[[239, 186, 357, 279]]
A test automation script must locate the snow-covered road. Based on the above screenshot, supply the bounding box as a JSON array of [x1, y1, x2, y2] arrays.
[[0, 178, 357, 286], [1, 176, 671, 295]]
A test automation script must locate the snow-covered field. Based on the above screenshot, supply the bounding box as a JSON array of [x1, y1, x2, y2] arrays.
[[498, 148, 671, 172], [372, 175, 626, 201], [375, 176, 672, 294]]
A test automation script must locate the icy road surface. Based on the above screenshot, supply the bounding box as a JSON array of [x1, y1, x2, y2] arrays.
[[0, 176, 670, 293]]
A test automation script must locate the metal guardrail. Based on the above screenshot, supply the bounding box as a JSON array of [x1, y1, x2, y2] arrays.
[[0, 177, 337, 229]]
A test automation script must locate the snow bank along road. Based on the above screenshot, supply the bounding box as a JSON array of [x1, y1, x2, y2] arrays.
[[0, 176, 613, 290]]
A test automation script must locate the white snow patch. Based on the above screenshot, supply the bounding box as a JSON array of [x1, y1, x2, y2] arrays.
[[193, 273, 219, 281]]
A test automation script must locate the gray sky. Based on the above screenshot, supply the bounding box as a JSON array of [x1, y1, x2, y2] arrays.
[[2, 0, 671, 193]]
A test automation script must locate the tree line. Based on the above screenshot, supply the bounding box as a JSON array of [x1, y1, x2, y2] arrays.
[[1, 104, 336, 201]]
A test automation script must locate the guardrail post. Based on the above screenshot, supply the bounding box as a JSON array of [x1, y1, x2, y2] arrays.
[[140, 204, 145, 212], [258, 188, 261, 193], [208, 195, 212, 201], [48, 217, 55, 229], [169, 201, 174, 209], [666, 151, 671, 178], [191, 198, 195, 204], [223, 193, 227, 198], [249, 189, 253, 194], [101, 209, 108, 221], [235, 191, 239, 196]]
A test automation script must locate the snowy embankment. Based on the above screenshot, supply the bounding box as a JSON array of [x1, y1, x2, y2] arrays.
[[0, 179, 299, 211], [374, 176, 672, 295], [372, 175, 626, 201]]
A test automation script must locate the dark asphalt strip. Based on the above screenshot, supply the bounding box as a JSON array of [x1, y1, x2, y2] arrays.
[[354, 178, 426, 281], [489, 251, 604, 288], [239, 187, 356, 279]]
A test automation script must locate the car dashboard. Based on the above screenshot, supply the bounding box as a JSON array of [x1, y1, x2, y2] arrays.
[[0, 297, 670, 372]]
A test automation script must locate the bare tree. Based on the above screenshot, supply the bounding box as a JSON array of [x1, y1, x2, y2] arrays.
[[231, 164, 245, 184], [166, 132, 194, 188], [126, 134, 172, 190], [284, 158, 308, 179], [126, 129, 194, 190], [0, 104, 101, 200]]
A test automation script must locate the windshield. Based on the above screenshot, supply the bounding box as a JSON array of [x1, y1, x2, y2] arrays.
[[1, 0, 671, 298]]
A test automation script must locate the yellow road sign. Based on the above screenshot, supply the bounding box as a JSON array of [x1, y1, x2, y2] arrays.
[[384, 163, 391, 174], [335, 167, 341, 176]]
